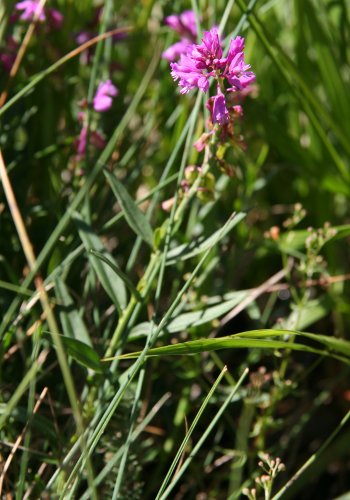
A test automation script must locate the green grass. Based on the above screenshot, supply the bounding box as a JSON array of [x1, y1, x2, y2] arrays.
[[1, 0, 350, 498]]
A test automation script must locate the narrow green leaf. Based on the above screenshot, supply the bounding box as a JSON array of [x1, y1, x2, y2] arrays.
[[234, 330, 350, 358], [89, 249, 142, 301], [73, 213, 127, 312], [113, 329, 350, 365], [166, 212, 246, 265], [156, 366, 228, 499], [104, 170, 154, 247], [43, 333, 103, 373], [55, 277, 92, 346]]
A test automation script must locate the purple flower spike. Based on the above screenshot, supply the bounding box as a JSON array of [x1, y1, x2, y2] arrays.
[[169, 26, 256, 128], [15, 0, 46, 21], [93, 80, 118, 112]]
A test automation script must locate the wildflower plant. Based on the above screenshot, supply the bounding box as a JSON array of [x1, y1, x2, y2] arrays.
[[170, 28, 255, 121], [1, 2, 350, 500]]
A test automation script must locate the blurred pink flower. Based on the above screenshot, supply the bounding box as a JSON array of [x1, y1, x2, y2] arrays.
[[162, 10, 197, 62], [15, 0, 46, 21], [75, 126, 105, 157], [93, 80, 118, 112], [165, 10, 197, 39], [193, 131, 214, 152], [162, 40, 193, 62], [15, 1, 64, 29], [48, 8, 64, 29]]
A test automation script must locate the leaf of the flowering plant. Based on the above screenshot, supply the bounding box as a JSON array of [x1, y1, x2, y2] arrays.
[[55, 277, 92, 346], [73, 213, 127, 312], [112, 329, 350, 365], [104, 170, 154, 247], [166, 212, 246, 265], [89, 249, 142, 301], [43, 333, 103, 373], [129, 290, 249, 339]]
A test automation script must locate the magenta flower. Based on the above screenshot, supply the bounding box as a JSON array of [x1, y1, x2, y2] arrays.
[[93, 80, 118, 112], [171, 53, 210, 94], [170, 28, 224, 94], [76, 31, 92, 45], [225, 36, 255, 91], [207, 90, 230, 125], [191, 28, 225, 70], [170, 28, 255, 95], [15, 0, 46, 21]]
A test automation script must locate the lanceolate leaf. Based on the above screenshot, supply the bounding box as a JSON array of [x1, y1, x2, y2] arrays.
[[43, 333, 103, 372], [74, 213, 127, 312], [104, 170, 154, 247], [114, 329, 350, 365], [55, 277, 92, 346], [89, 249, 142, 301]]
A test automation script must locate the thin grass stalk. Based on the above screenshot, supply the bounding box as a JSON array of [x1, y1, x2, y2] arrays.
[[0, 387, 48, 496], [16, 327, 42, 499], [159, 368, 250, 500], [0, 350, 48, 429], [155, 366, 229, 499], [78, 392, 171, 500], [84, 0, 114, 193], [125, 110, 193, 273], [111, 369, 145, 499]]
